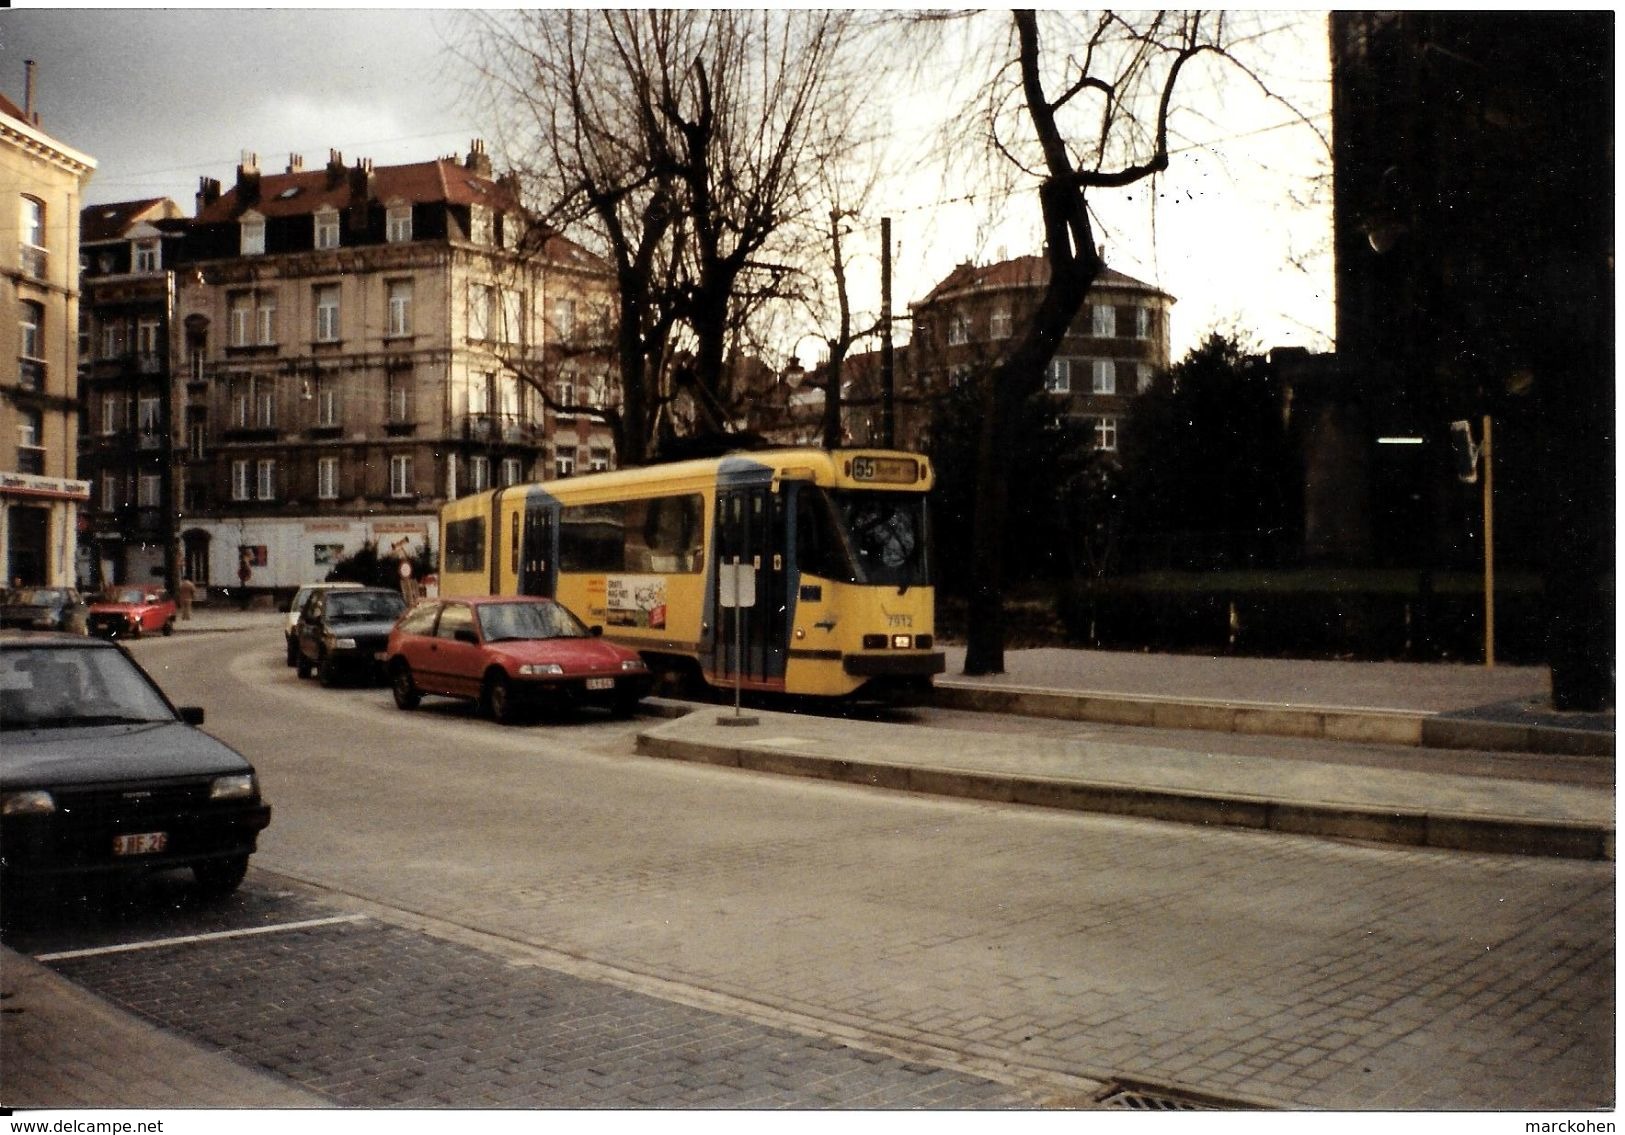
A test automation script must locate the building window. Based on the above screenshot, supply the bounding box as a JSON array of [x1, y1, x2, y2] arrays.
[[16, 408, 44, 475], [256, 294, 277, 345], [314, 208, 341, 250], [317, 456, 339, 500], [256, 379, 277, 428], [469, 456, 490, 493], [315, 284, 341, 342], [1091, 303, 1116, 338], [387, 280, 413, 337], [554, 380, 575, 421], [102, 394, 124, 435], [133, 239, 160, 273], [137, 317, 163, 361], [138, 474, 162, 509], [316, 376, 339, 426], [389, 455, 413, 498], [100, 318, 127, 359], [1137, 362, 1155, 393], [189, 421, 207, 460], [947, 314, 969, 346], [102, 472, 121, 511], [991, 304, 1013, 339], [552, 298, 576, 343], [1095, 417, 1118, 452], [386, 204, 413, 243], [19, 301, 44, 390], [1092, 359, 1116, 395], [588, 447, 612, 472], [229, 292, 253, 347], [470, 206, 493, 245], [256, 459, 277, 500], [554, 450, 575, 478], [388, 374, 411, 422], [1044, 358, 1070, 394], [468, 283, 493, 341], [501, 289, 525, 345], [1135, 306, 1153, 340], [138, 395, 162, 438], [500, 457, 522, 486], [231, 459, 251, 501], [240, 213, 266, 256], [19, 196, 46, 278], [498, 374, 520, 424]]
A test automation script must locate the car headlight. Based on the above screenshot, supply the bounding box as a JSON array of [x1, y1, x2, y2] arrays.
[[2, 790, 56, 815], [210, 774, 258, 801], [621, 659, 648, 672], [518, 663, 565, 676], [328, 636, 357, 649]]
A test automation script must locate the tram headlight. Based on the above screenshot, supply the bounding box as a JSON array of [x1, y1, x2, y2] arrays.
[[892, 634, 912, 650]]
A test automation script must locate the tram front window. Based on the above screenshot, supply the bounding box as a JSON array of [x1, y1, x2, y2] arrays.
[[798, 488, 930, 588]]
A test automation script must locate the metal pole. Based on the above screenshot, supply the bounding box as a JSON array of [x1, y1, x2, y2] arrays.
[[880, 217, 895, 448], [1482, 414, 1495, 668], [733, 557, 744, 716]]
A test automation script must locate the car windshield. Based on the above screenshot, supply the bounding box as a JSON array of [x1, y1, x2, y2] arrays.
[[0, 646, 176, 730], [109, 588, 150, 604], [6, 589, 69, 607], [327, 593, 406, 621], [477, 602, 590, 642]]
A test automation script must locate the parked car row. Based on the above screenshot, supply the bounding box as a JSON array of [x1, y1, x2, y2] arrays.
[[1, 585, 179, 639], [287, 586, 653, 724]]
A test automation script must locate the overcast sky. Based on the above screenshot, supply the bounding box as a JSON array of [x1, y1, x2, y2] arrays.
[[2, 7, 1335, 359]]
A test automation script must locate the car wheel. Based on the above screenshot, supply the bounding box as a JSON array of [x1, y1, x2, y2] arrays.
[[193, 855, 249, 897], [162, 618, 175, 637], [391, 662, 421, 710], [285, 636, 298, 667], [319, 656, 340, 687], [129, 622, 142, 640], [484, 672, 520, 725], [612, 692, 642, 718], [296, 650, 313, 679]]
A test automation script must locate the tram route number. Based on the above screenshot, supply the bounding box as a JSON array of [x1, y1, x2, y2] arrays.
[[849, 456, 919, 484]]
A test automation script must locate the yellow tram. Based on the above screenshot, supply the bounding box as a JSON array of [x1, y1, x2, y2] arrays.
[[437, 448, 944, 701]]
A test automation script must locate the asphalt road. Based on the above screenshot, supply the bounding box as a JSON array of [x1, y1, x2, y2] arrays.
[[10, 629, 1614, 1111]]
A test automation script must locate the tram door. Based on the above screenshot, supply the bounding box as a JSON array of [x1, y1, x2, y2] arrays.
[[518, 499, 555, 597], [712, 486, 788, 685]]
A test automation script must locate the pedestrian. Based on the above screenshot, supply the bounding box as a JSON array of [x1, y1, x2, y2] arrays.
[[179, 576, 196, 620]]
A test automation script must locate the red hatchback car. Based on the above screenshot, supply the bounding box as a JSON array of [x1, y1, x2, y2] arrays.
[[87, 587, 178, 639], [384, 596, 653, 723]]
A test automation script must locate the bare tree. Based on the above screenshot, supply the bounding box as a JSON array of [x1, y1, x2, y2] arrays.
[[463, 9, 873, 464], [939, 10, 1313, 675]]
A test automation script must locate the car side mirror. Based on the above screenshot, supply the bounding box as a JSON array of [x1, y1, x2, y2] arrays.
[[179, 706, 205, 725], [590, 625, 603, 637], [455, 629, 479, 645]]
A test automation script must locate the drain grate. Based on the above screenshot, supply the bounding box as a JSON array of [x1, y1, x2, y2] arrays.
[[1095, 1079, 1241, 1111]]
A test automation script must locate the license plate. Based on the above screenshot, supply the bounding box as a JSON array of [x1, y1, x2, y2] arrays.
[[113, 832, 168, 856], [586, 677, 614, 691]]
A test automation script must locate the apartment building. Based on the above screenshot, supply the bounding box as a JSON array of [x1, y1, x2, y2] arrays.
[[907, 256, 1174, 453], [78, 197, 188, 588], [172, 144, 617, 592], [0, 85, 95, 586]]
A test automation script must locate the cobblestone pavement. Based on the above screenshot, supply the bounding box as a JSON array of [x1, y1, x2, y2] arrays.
[[22, 887, 1038, 1109]]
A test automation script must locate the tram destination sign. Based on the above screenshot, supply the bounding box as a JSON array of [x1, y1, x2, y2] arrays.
[[847, 456, 919, 485]]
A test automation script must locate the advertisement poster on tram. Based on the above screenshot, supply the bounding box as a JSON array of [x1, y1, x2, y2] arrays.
[[606, 575, 667, 629]]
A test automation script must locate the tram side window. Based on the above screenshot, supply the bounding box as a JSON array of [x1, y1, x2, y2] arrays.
[[445, 517, 486, 573], [626, 494, 703, 573], [559, 503, 626, 572]]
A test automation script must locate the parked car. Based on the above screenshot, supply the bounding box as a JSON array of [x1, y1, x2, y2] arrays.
[[294, 587, 408, 685], [0, 631, 272, 897], [87, 586, 178, 639], [0, 587, 88, 635], [384, 595, 653, 723], [283, 581, 363, 665]]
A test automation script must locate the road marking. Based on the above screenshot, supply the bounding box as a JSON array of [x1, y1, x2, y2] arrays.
[[34, 914, 368, 962]]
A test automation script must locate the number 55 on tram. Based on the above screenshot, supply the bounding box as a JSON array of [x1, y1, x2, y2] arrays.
[[436, 448, 944, 702]]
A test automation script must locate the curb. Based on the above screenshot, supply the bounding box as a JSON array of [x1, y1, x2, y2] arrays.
[[634, 729, 1614, 862], [932, 683, 1612, 757]]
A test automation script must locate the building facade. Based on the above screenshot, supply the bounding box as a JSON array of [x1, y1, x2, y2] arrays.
[[0, 87, 95, 587], [78, 197, 188, 589], [906, 257, 1174, 453], [172, 145, 617, 593]]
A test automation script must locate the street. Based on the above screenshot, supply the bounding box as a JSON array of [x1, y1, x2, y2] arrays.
[[4, 629, 1613, 1110]]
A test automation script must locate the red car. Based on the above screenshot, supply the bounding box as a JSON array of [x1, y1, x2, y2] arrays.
[[87, 587, 178, 639], [384, 596, 653, 723]]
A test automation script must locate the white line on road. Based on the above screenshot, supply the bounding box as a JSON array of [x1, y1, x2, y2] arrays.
[[34, 914, 368, 962]]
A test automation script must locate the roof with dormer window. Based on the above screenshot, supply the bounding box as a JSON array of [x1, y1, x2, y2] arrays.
[[79, 198, 183, 243], [195, 157, 523, 224], [916, 254, 1173, 307]]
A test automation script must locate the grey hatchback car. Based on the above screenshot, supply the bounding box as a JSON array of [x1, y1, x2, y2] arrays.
[[0, 631, 272, 896]]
